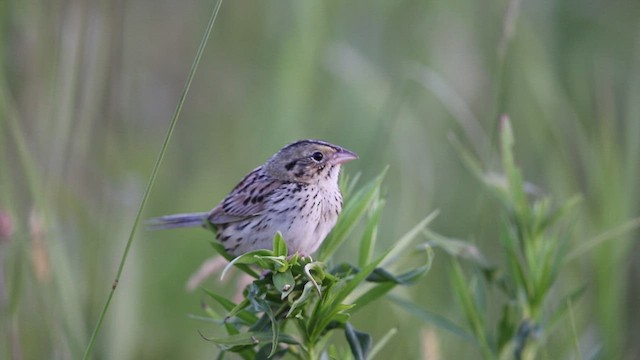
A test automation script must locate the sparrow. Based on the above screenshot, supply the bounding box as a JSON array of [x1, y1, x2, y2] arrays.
[[148, 139, 358, 257]]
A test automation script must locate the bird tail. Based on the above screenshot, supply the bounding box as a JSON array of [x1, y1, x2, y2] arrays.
[[146, 212, 208, 230]]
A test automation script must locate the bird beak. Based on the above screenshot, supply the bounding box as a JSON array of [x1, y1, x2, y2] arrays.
[[330, 148, 358, 165]]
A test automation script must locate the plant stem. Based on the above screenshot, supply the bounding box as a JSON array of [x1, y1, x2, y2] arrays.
[[81, 1, 224, 358]]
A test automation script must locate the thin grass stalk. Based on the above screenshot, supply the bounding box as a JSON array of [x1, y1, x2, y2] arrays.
[[0, 75, 45, 209], [81, 1, 224, 358], [490, 0, 522, 137]]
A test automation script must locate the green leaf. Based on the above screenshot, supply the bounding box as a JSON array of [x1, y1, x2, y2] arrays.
[[223, 325, 260, 360], [366, 266, 427, 285], [309, 301, 356, 342], [358, 198, 384, 268], [318, 167, 388, 260], [368, 328, 397, 360], [547, 285, 587, 330], [304, 262, 325, 296], [246, 283, 280, 357], [345, 322, 372, 360], [448, 132, 487, 185], [537, 195, 582, 234], [224, 322, 239, 335], [226, 299, 255, 324], [496, 304, 517, 353], [255, 344, 289, 359], [499, 115, 528, 219], [273, 270, 295, 299], [208, 237, 232, 261], [333, 250, 387, 308], [352, 248, 434, 314], [273, 232, 288, 257], [424, 229, 489, 268], [340, 172, 362, 199], [210, 242, 260, 278], [350, 283, 395, 314], [255, 256, 288, 271], [567, 215, 640, 262], [202, 288, 258, 324], [450, 260, 491, 356], [286, 281, 316, 318], [221, 249, 274, 280], [389, 295, 475, 343], [381, 210, 439, 267], [306, 252, 381, 339], [332, 311, 352, 325], [499, 220, 533, 298], [202, 288, 237, 311], [202, 302, 224, 322], [203, 332, 299, 349]]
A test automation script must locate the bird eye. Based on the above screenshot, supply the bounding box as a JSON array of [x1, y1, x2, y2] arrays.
[[311, 151, 324, 162]]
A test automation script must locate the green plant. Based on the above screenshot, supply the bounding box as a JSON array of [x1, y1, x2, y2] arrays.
[[413, 117, 584, 359], [199, 171, 435, 359]]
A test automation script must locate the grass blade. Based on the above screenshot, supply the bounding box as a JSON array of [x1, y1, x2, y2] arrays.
[[567, 216, 640, 262], [81, 1, 224, 358], [349, 283, 395, 314], [369, 327, 397, 360], [221, 249, 273, 280], [450, 260, 492, 357], [358, 198, 384, 267], [203, 332, 300, 348], [202, 288, 258, 324], [318, 167, 387, 260], [345, 322, 372, 360], [380, 210, 439, 267], [209, 242, 260, 278], [389, 295, 475, 343]]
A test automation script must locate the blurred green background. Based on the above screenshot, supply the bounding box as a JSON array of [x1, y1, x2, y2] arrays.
[[1, 0, 639, 358]]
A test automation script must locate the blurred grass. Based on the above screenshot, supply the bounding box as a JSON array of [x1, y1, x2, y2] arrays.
[[1, 0, 639, 359]]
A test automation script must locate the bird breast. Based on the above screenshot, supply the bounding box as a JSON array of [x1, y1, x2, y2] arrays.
[[271, 181, 342, 255]]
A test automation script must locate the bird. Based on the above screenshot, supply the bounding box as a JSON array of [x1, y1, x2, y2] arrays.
[[148, 139, 358, 257]]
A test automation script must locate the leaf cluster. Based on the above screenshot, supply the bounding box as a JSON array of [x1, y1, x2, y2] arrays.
[[421, 117, 584, 360]]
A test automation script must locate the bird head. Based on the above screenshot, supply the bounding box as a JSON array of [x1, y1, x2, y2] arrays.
[[265, 139, 358, 184]]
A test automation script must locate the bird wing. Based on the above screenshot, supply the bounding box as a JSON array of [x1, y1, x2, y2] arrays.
[[207, 168, 284, 225]]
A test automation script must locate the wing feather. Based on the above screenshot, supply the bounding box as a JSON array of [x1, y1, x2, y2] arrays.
[[207, 168, 284, 225]]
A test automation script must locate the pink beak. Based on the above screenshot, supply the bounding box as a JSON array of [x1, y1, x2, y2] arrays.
[[329, 148, 358, 165]]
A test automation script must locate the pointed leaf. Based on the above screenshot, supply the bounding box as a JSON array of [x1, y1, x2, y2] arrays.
[[340, 172, 362, 200], [304, 262, 324, 296], [210, 242, 260, 278], [203, 332, 299, 348], [450, 260, 488, 347], [286, 281, 316, 318], [499, 115, 528, 217], [547, 285, 587, 330], [246, 284, 280, 357], [368, 328, 397, 360], [350, 283, 395, 314], [424, 229, 489, 268], [567, 215, 640, 262], [389, 295, 475, 343], [333, 250, 387, 307], [221, 249, 274, 280], [358, 198, 384, 267], [496, 304, 517, 352], [345, 322, 372, 360], [202, 288, 258, 324], [273, 270, 295, 299], [381, 210, 439, 267], [273, 232, 288, 257], [318, 168, 388, 260]]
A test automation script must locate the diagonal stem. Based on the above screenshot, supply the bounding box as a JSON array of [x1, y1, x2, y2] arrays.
[[81, 0, 224, 358]]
